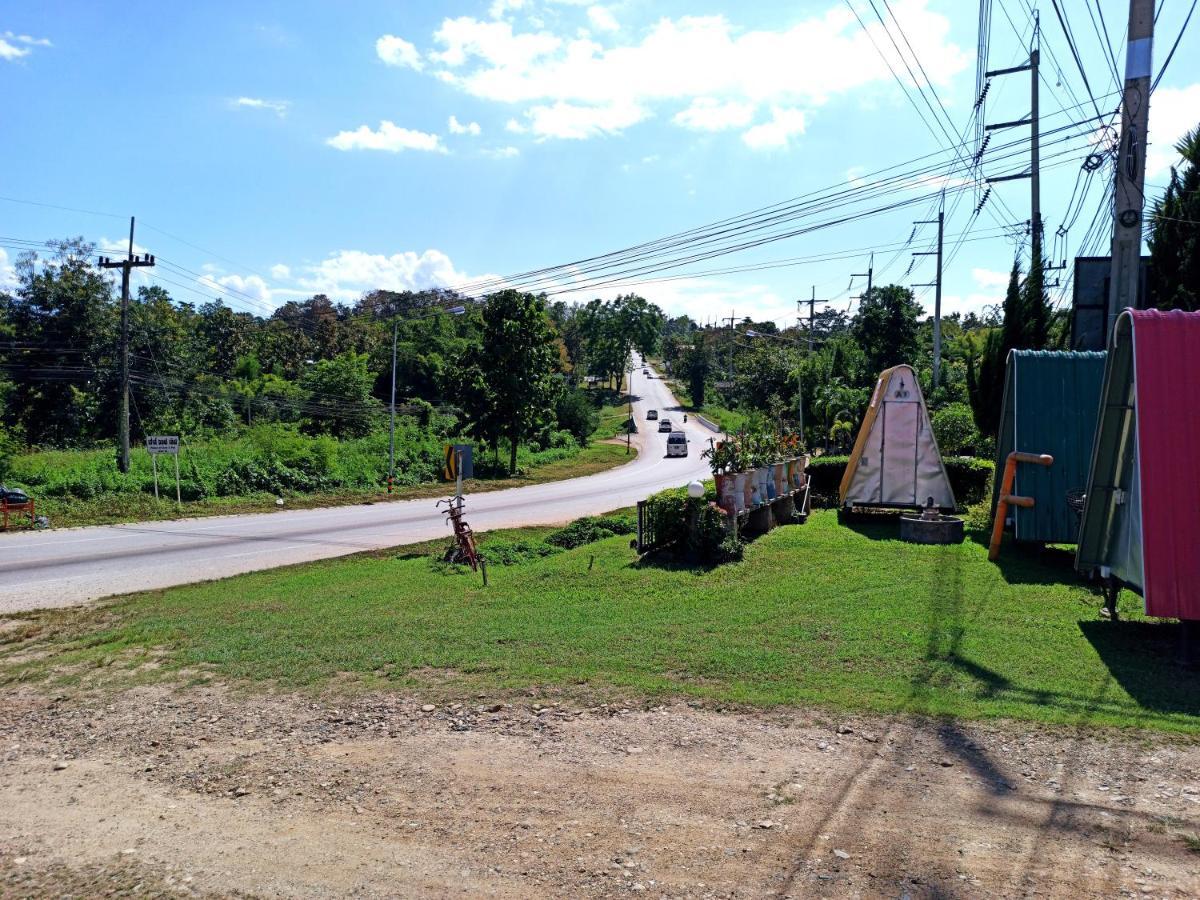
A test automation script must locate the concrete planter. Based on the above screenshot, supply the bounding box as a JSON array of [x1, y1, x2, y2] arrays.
[[715, 473, 738, 516], [735, 472, 750, 513], [772, 462, 786, 497], [755, 467, 770, 505]]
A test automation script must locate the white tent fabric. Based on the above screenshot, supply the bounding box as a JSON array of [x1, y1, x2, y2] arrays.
[[839, 364, 956, 510]]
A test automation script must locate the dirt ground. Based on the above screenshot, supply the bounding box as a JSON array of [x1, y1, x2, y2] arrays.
[[1, 684, 1198, 899]]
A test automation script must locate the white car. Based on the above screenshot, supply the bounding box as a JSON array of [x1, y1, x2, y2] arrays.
[[666, 431, 688, 457], [658, 419, 673, 433]]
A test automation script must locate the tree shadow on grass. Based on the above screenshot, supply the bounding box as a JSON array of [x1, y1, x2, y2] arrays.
[[835, 512, 903, 542], [965, 528, 1097, 589], [1079, 619, 1200, 719]]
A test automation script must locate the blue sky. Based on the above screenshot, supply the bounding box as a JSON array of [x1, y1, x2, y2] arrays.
[[2, 1, 1197, 328]]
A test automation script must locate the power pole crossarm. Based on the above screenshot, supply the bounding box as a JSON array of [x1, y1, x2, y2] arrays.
[[98, 216, 155, 474], [1107, 0, 1155, 336]]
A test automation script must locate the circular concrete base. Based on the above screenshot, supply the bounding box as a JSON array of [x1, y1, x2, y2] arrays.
[[899, 514, 965, 545]]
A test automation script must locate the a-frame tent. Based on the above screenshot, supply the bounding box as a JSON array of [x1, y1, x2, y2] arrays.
[[992, 349, 1107, 544], [839, 364, 955, 511], [1076, 309, 1200, 620]]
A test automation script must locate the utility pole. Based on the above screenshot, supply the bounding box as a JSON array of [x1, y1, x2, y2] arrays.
[[805, 287, 816, 351], [99, 217, 154, 474], [388, 317, 398, 493], [984, 19, 1041, 272], [851, 256, 874, 297], [724, 311, 736, 382], [913, 203, 945, 388], [1107, 0, 1155, 338]]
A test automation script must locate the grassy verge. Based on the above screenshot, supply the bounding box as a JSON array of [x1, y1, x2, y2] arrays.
[[11, 442, 634, 529], [4, 511, 1197, 734]]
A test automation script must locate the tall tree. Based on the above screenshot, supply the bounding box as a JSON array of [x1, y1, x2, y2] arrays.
[[464, 290, 561, 475], [851, 285, 922, 377], [1148, 123, 1200, 311]]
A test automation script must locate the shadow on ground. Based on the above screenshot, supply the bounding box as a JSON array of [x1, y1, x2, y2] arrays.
[[1080, 619, 1200, 719]]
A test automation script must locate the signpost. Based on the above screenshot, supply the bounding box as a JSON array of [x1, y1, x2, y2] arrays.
[[145, 435, 181, 506]]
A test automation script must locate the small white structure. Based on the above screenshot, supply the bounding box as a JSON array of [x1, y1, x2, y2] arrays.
[[838, 364, 955, 511]]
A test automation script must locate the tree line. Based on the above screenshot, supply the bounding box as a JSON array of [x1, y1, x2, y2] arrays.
[[0, 239, 665, 477]]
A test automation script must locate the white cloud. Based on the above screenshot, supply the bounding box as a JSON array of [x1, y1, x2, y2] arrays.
[[1146, 83, 1200, 178], [98, 237, 151, 257], [0, 249, 16, 291], [489, 0, 527, 18], [524, 100, 647, 139], [448, 114, 482, 135], [1, 31, 51, 61], [292, 249, 481, 302], [673, 97, 755, 131], [504, 117, 527, 133], [972, 267, 1010, 289], [483, 145, 520, 158], [198, 272, 273, 307], [270, 263, 291, 279], [586, 6, 619, 32], [741, 106, 807, 149], [376, 34, 423, 70], [230, 96, 289, 117], [326, 121, 446, 153], [411, 1, 967, 143], [432, 17, 562, 69]]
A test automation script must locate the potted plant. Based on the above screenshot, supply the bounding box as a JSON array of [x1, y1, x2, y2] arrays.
[[703, 440, 740, 516]]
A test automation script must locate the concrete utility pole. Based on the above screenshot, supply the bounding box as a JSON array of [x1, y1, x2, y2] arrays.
[[984, 25, 1041, 266], [99, 217, 155, 474], [724, 311, 736, 382], [806, 287, 816, 351], [1107, 0, 1155, 337], [388, 317, 398, 493], [913, 205, 945, 388], [851, 256, 874, 298]]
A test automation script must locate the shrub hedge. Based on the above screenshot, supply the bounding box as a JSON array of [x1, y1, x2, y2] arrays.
[[641, 483, 742, 563], [805, 454, 994, 509]]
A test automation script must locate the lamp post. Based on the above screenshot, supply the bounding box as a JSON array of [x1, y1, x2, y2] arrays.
[[388, 304, 467, 492]]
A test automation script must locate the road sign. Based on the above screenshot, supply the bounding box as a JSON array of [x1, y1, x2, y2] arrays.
[[714, 380, 734, 389], [144, 436, 181, 505], [145, 435, 179, 455]]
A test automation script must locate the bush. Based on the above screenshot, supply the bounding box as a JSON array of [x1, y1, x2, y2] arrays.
[[804, 454, 994, 509], [479, 539, 561, 566], [555, 389, 600, 447], [0, 428, 19, 482], [932, 402, 982, 456], [545, 514, 635, 549], [641, 485, 740, 564]]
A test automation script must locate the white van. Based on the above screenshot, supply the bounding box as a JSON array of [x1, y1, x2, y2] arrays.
[[666, 431, 688, 457]]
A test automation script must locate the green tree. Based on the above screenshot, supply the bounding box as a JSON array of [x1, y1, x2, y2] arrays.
[[463, 290, 561, 474], [851, 285, 922, 377], [679, 332, 713, 408], [1148, 123, 1200, 311], [554, 388, 599, 446], [299, 351, 381, 438]]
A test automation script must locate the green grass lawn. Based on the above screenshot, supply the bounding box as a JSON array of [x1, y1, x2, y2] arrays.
[[4, 511, 1198, 733]]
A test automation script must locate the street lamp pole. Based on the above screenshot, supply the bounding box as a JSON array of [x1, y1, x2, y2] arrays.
[[385, 304, 466, 494], [388, 317, 398, 493]]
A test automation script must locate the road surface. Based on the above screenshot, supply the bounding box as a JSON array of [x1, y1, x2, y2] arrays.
[[0, 366, 714, 612]]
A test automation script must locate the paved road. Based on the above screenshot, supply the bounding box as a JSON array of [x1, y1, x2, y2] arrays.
[[0, 366, 715, 612]]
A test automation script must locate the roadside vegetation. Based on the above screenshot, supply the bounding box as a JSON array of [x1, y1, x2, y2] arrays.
[[0, 243, 662, 525], [4, 511, 1195, 733]]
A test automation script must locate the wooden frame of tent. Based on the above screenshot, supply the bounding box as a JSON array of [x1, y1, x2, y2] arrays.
[[838, 364, 955, 512]]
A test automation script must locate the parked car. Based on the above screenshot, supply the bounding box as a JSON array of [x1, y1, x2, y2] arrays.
[[642, 368, 648, 375], [666, 432, 688, 457], [646, 409, 658, 420], [658, 419, 673, 433]]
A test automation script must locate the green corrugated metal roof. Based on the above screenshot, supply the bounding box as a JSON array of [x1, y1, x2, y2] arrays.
[[993, 350, 1106, 544]]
